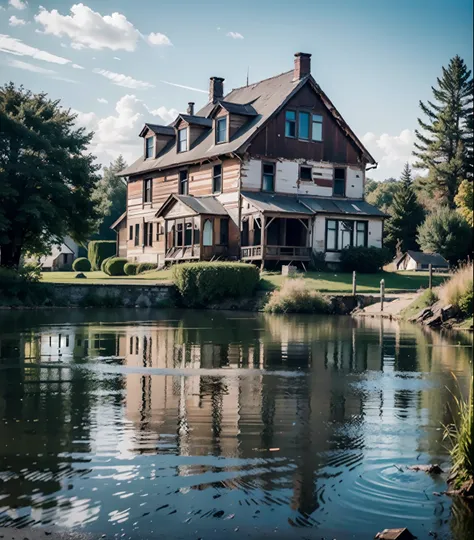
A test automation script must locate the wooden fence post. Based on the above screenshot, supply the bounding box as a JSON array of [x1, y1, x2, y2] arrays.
[[429, 263, 433, 290], [352, 271, 357, 296], [380, 279, 385, 312]]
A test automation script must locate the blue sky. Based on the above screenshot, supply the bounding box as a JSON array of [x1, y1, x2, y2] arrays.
[[1, 0, 472, 180]]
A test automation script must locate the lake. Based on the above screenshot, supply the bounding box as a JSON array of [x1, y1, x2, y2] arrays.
[[0, 309, 472, 539]]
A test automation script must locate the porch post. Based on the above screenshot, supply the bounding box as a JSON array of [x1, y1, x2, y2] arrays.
[[164, 220, 168, 254], [191, 216, 195, 257], [261, 213, 266, 270]]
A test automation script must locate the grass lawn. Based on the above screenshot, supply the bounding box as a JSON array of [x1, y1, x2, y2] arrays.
[[41, 268, 448, 294]]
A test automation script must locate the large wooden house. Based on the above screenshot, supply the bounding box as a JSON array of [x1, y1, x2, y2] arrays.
[[114, 52, 385, 267]]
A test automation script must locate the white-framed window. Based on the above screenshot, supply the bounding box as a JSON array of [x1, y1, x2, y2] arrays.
[[203, 219, 213, 246], [178, 128, 188, 152], [216, 117, 227, 144], [145, 136, 154, 158], [312, 114, 323, 141]]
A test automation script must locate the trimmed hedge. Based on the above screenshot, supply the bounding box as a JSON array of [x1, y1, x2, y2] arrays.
[[172, 262, 260, 307], [340, 246, 392, 273], [104, 257, 128, 276], [88, 240, 116, 271], [138, 262, 157, 273], [100, 256, 113, 273], [124, 262, 139, 276], [72, 257, 91, 272]]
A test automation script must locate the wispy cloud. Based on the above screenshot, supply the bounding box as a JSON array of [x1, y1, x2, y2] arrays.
[[35, 4, 140, 51], [147, 32, 172, 46], [9, 15, 26, 27], [113, 56, 121, 60], [7, 58, 56, 74], [160, 80, 207, 94], [0, 34, 71, 65], [93, 68, 154, 89], [97, 98, 108, 104], [9, 0, 27, 11], [72, 63, 84, 69], [226, 31, 244, 39]]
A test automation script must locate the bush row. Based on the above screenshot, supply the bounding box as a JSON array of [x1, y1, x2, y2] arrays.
[[339, 246, 392, 274], [72, 257, 91, 272], [172, 262, 260, 307], [87, 240, 116, 271], [124, 262, 158, 276]]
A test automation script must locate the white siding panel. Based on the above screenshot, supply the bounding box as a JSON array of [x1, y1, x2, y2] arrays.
[[345, 167, 364, 199], [241, 159, 261, 189], [368, 219, 383, 248], [275, 161, 299, 193]]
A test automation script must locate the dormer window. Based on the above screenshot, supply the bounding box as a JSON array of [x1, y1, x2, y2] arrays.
[[145, 136, 154, 159], [178, 128, 188, 152], [216, 117, 227, 144]]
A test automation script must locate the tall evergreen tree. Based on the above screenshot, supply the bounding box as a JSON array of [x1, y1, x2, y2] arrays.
[[385, 163, 425, 253], [92, 155, 127, 240], [0, 83, 100, 268], [413, 55, 473, 207]]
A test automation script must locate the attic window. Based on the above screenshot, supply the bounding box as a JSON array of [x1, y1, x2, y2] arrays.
[[216, 117, 227, 144], [178, 128, 188, 152], [145, 136, 154, 159], [312, 114, 323, 141]]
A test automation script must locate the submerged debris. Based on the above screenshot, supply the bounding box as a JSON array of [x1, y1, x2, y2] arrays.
[[375, 528, 417, 540], [408, 464, 443, 474]]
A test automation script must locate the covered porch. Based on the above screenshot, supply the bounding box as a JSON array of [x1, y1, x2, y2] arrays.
[[156, 194, 230, 263], [240, 192, 313, 265]]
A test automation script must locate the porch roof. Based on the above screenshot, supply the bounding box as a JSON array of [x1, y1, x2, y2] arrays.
[[241, 191, 313, 215], [156, 194, 229, 218]]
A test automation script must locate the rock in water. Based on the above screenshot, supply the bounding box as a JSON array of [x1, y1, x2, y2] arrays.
[[375, 528, 417, 539], [408, 464, 443, 474]]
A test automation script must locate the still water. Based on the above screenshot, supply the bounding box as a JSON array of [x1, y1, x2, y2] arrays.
[[0, 309, 472, 539]]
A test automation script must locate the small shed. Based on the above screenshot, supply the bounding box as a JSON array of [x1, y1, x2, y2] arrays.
[[395, 251, 449, 271]]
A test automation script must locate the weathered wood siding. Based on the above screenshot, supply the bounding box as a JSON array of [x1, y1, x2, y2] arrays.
[[247, 83, 364, 165]]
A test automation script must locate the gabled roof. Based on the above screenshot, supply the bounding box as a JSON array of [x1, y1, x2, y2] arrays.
[[139, 123, 175, 137], [155, 194, 229, 218], [110, 211, 127, 230], [173, 114, 212, 128], [211, 100, 258, 117], [400, 251, 449, 267], [241, 191, 385, 217], [121, 70, 375, 178]]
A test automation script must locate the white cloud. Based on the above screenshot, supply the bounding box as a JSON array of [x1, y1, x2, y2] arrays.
[[9, 15, 26, 26], [0, 34, 71, 64], [362, 129, 424, 180], [72, 63, 84, 69], [7, 58, 56, 74], [113, 56, 121, 60], [35, 4, 140, 51], [147, 32, 172, 46], [97, 98, 108, 104], [9, 0, 27, 10], [6, 57, 77, 84], [226, 31, 244, 39], [160, 80, 207, 94], [72, 94, 178, 165], [93, 68, 154, 89]]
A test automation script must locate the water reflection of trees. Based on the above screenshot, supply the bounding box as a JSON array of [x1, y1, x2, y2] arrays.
[[0, 309, 472, 528]]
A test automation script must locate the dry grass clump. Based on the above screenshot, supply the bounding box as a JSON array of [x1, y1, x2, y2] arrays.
[[265, 278, 329, 314], [439, 262, 473, 313]]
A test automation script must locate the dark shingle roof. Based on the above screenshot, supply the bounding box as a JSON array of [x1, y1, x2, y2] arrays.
[[404, 251, 449, 267], [155, 194, 229, 218], [140, 123, 175, 137], [241, 192, 385, 217], [300, 197, 387, 217], [174, 114, 212, 128], [213, 101, 258, 116]]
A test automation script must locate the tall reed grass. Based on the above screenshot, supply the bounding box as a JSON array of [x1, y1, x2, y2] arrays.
[[439, 262, 473, 314]]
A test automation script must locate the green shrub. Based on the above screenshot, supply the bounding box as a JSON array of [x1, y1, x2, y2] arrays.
[[104, 257, 128, 276], [137, 262, 157, 273], [0, 266, 53, 306], [72, 257, 91, 272], [124, 262, 139, 276], [100, 256, 113, 273], [458, 286, 473, 316], [172, 262, 260, 307], [309, 251, 327, 271], [340, 246, 392, 273], [264, 278, 329, 314], [87, 240, 116, 271]]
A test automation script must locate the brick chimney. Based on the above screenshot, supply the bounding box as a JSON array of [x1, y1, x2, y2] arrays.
[[294, 52, 311, 80], [209, 77, 224, 103], [187, 102, 195, 115]]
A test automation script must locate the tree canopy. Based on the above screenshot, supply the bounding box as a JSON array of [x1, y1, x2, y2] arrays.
[[365, 178, 399, 213], [384, 163, 424, 254], [0, 83, 100, 268], [413, 55, 473, 207], [454, 179, 474, 226], [92, 155, 127, 240]]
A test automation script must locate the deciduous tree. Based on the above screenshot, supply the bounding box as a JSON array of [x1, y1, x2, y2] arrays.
[[0, 83, 100, 268]]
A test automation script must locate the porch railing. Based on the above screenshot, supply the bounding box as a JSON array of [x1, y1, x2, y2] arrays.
[[240, 245, 310, 260]]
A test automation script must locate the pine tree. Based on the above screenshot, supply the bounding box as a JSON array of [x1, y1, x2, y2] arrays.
[[413, 55, 473, 207], [385, 163, 425, 254], [92, 155, 127, 240]]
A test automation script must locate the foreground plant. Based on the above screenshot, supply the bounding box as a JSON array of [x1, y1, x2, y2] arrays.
[[264, 278, 329, 314], [444, 373, 474, 497]]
